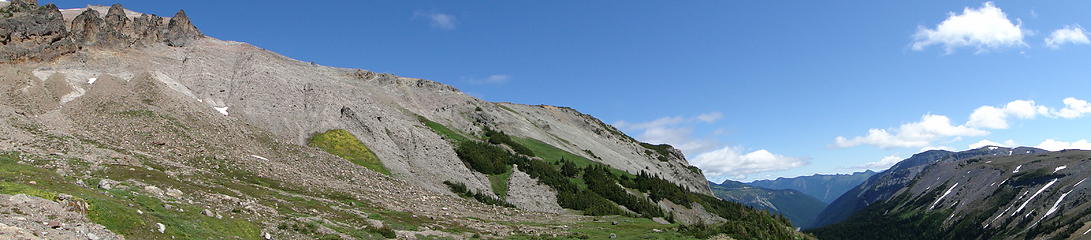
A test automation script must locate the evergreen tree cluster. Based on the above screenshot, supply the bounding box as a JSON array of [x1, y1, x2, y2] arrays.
[[449, 130, 805, 239], [443, 181, 514, 208], [625, 171, 696, 206], [454, 141, 514, 175], [583, 165, 664, 218], [483, 127, 535, 156]]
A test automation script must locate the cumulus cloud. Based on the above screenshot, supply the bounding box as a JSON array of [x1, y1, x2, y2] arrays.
[[967, 139, 1016, 149], [1045, 25, 1090, 49], [1052, 97, 1091, 119], [855, 155, 904, 171], [912, 2, 1026, 54], [834, 114, 987, 148], [1035, 139, 1091, 151], [414, 11, 457, 30], [966, 100, 1049, 129], [837, 98, 1090, 149], [465, 74, 510, 85], [692, 147, 807, 180]]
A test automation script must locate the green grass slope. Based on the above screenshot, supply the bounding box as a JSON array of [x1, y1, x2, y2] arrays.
[[307, 129, 390, 175]]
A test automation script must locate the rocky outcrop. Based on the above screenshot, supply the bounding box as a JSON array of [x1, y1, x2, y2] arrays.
[[165, 10, 202, 47], [68, 8, 104, 46], [505, 169, 564, 213], [130, 13, 164, 47], [0, 194, 121, 240], [0, 2, 77, 63], [0, 1, 202, 62]]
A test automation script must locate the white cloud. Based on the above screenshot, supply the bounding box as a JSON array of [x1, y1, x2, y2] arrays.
[[838, 98, 1089, 149], [912, 2, 1026, 54], [465, 74, 510, 85], [834, 114, 987, 148], [1045, 25, 1090, 49], [920, 146, 955, 152], [1035, 139, 1091, 151], [696, 112, 724, 123], [855, 155, 903, 171], [414, 11, 457, 30], [1052, 97, 1091, 119], [966, 100, 1049, 129], [967, 139, 1016, 149], [692, 147, 807, 180]]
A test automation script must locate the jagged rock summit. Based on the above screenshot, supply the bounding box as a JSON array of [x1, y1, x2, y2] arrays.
[[0, 1, 202, 63]]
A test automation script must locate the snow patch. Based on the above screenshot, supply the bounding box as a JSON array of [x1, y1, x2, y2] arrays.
[[214, 107, 229, 116], [87, 77, 97, 85], [1012, 178, 1059, 217], [1053, 165, 1067, 173], [250, 155, 268, 161], [1043, 190, 1072, 218], [988, 146, 999, 150], [930, 182, 959, 210], [1013, 165, 1022, 173]]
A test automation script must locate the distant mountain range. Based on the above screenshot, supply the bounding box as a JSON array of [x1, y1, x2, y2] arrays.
[[749, 170, 876, 203], [710, 180, 827, 228], [809, 146, 1091, 239]]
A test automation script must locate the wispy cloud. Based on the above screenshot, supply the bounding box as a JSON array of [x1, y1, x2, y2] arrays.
[[465, 74, 510, 85], [912, 2, 1026, 54], [1045, 25, 1090, 49], [853, 155, 903, 171], [413, 10, 457, 30]]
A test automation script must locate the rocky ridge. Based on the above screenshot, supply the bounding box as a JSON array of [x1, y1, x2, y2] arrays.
[[0, 1, 201, 63]]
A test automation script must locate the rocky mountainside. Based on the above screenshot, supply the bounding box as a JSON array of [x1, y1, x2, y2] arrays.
[[748, 170, 875, 204], [810, 146, 1091, 239], [711, 180, 827, 229], [811, 146, 1048, 229], [0, 2, 812, 239]]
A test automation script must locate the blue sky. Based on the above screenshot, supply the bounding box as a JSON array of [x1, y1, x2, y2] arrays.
[[64, 1, 1091, 182]]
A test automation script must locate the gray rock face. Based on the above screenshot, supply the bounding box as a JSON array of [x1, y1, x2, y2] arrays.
[[130, 13, 163, 46], [0, 2, 77, 63], [68, 8, 104, 46], [164, 10, 201, 47], [505, 169, 563, 213]]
